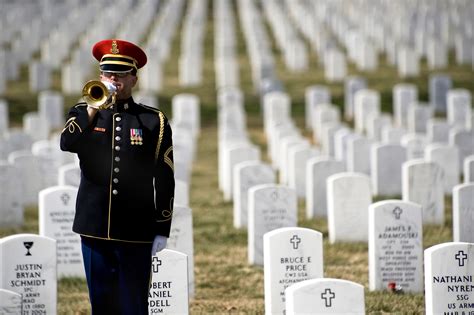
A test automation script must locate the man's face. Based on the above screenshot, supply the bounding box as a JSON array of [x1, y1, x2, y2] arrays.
[[100, 71, 137, 100]]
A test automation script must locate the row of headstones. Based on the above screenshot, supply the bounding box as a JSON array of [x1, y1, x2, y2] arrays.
[[236, 170, 474, 268], [261, 0, 308, 73], [236, 0, 282, 94], [2, 230, 471, 314], [0, 233, 191, 314], [140, 0, 186, 93], [2, 0, 173, 95], [214, 0, 240, 90], [262, 225, 474, 314], [178, 0, 208, 87], [282, 0, 474, 81], [0, 0, 84, 91]]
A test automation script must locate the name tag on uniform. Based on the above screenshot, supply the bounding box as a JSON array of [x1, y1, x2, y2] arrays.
[[130, 128, 143, 145], [94, 127, 106, 132]]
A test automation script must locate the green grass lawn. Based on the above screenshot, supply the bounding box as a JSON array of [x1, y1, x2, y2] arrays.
[[1, 2, 473, 314]]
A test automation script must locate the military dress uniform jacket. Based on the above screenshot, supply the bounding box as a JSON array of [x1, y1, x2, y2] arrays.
[[60, 98, 175, 242]]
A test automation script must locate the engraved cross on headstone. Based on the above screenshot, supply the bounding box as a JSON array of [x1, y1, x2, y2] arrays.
[[152, 257, 162, 273], [392, 206, 403, 220], [321, 288, 335, 307], [455, 250, 468, 267], [60, 193, 70, 206], [290, 235, 301, 249], [271, 190, 278, 201]]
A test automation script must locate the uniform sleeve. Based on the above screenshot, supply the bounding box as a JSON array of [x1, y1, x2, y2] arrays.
[[60, 103, 91, 153], [154, 112, 175, 237]]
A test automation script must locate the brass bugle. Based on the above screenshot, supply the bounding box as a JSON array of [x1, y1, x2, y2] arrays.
[[82, 80, 117, 110]]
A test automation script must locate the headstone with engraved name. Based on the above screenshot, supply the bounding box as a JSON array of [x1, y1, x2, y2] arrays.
[[248, 184, 297, 265], [402, 160, 444, 224], [425, 242, 474, 314], [285, 278, 365, 315], [233, 161, 276, 229], [0, 234, 57, 314], [167, 206, 195, 298], [368, 200, 423, 292], [149, 249, 189, 314], [452, 183, 474, 243], [39, 186, 84, 278], [0, 289, 22, 314], [327, 172, 372, 243], [264, 227, 323, 315]]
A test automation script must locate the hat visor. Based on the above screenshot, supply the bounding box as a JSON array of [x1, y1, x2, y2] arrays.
[[100, 64, 135, 73]]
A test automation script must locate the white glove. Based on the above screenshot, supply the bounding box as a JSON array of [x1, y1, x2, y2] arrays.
[[151, 235, 168, 256]]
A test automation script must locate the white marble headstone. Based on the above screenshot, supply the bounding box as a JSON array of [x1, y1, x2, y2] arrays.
[[167, 206, 195, 298], [327, 172, 372, 243], [371, 143, 407, 196], [425, 242, 474, 314], [402, 160, 445, 224], [452, 183, 474, 243], [57, 163, 81, 186], [0, 234, 57, 314], [0, 161, 24, 228], [368, 200, 423, 292], [306, 157, 345, 219], [285, 278, 365, 315], [38, 186, 84, 278], [264, 227, 323, 315], [248, 184, 297, 265], [233, 161, 276, 229], [149, 249, 189, 314], [425, 143, 460, 193]]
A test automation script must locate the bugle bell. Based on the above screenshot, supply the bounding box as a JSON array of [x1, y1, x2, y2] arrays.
[[82, 80, 117, 110]]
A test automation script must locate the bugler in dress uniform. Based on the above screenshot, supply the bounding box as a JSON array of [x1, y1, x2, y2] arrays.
[[60, 39, 175, 315]]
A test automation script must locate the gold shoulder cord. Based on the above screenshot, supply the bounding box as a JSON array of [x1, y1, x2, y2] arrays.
[[154, 111, 165, 163]]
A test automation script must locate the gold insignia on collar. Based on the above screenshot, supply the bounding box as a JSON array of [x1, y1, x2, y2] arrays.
[[110, 41, 119, 54]]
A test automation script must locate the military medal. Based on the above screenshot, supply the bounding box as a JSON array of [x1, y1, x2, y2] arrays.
[[130, 128, 143, 145]]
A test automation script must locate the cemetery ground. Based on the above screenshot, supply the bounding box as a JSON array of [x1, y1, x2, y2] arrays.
[[2, 11, 474, 315]]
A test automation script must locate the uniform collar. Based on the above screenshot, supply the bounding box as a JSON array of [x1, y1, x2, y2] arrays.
[[112, 97, 134, 112]]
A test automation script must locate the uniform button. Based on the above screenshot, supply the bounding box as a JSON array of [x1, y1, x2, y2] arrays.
[[116, 126, 122, 131], [113, 178, 119, 183], [112, 190, 118, 195], [115, 146, 120, 151], [115, 136, 121, 141], [115, 156, 120, 162], [115, 116, 121, 122], [114, 167, 120, 173]]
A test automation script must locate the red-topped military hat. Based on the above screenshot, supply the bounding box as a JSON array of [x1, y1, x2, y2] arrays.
[[92, 39, 147, 73]]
